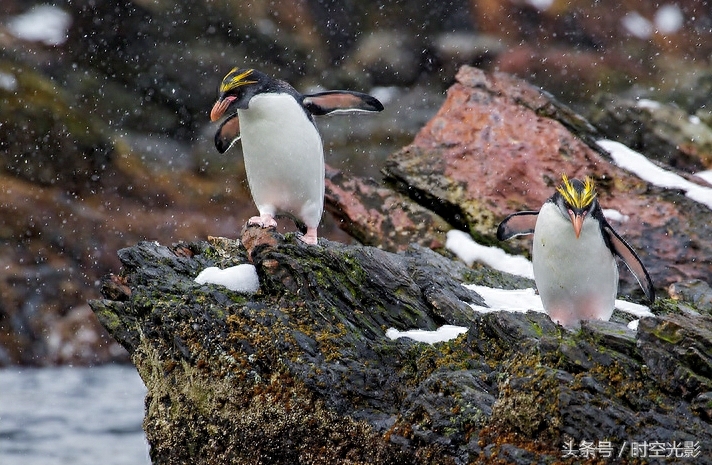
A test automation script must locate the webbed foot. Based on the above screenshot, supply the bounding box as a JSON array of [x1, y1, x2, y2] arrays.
[[248, 214, 278, 229], [298, 227, 318, 245]]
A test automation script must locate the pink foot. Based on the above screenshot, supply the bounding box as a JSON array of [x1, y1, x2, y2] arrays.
[[248, 214, 277, 229], [299, 227, 318, 245]]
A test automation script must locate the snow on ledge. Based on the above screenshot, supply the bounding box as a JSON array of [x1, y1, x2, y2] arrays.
[[597, 139, 712, 210], [385, 325, 468, 344], [464, 285, 544, 313], [462, 284, 652, 328], [695, 170, 712, 185], [195, 264, 260, 294], [602, 208, 629, 223], [446, 230, 534, 279], [613, 299, 654, 318]]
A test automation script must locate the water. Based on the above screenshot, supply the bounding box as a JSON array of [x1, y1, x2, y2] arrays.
[[0, 365, 151, 465]]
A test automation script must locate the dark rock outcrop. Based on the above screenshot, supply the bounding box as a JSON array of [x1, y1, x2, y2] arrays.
[[91, 229, 711, 464]]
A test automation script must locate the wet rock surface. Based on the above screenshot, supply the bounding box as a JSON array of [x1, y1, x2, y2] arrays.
[[91, 229, 711, 464]]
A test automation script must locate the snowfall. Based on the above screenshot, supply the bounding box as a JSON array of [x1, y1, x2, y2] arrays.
[[8, 5, 707, 344]]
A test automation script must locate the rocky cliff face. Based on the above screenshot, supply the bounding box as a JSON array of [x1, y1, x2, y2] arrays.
[[89, 64, 712, 463], [91, 228, 711, 464]]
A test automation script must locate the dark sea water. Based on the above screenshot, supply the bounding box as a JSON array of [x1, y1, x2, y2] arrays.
[[0, 365, 151, 465]]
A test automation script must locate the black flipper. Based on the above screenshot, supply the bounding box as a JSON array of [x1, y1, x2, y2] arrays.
[[497, 211, 539, 241], [214, 113, 241, 154], [603, 225, 655, 302], [302, 91, 384, 116]]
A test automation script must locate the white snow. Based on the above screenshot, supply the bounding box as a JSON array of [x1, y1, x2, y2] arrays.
[[636, 99, 661, 110], [464, 285, 544, 314], [622, 11, 654, 39], [597, 139, 712, 210], [462, 285, 652, 325], [395, 229, 653, 342], [195, 264, 260, 294], [655, 4, 684, 34], [6, 5, 72, 46], [385, 325, 468, 344], [613, 299, 654, 318], [446, 229, 534, 279], [386, 285, 652, 343], [620, 5, 684, 38], [603, 209, 629, 223], [0, 72, 17, 92], [526, 0, 554, 10], [695, 170, 712, 185]]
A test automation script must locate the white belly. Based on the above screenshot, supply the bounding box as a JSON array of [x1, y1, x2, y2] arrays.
[[238, 93, 325, 228], [533, 202, 618, 327]]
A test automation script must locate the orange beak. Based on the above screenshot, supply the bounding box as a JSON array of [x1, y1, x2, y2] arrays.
[[569, 212, 584, 239], [210, 96, 236, 122]]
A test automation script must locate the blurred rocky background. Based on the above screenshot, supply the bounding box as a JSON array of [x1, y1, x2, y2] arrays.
[[1, 0, 712, 366]]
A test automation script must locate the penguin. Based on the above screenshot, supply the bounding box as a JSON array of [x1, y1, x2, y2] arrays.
[[497, 174, 655, 328], [209, 68, 384, 245]]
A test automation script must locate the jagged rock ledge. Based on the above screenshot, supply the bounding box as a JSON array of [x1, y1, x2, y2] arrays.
[[90, 227, 712, 464]]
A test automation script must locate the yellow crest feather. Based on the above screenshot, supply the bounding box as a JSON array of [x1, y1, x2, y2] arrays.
[[219, 68, 257, 94], [556, 174, 596, 209]]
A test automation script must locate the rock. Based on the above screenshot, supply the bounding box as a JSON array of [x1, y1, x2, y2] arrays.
[[638, 314, 712, 398], [658, 67, 712, 127], [0, 103, 262, 366], [668, 279, 712, 316], [345, 31, 422, 86], [2, 0, 712, 379], [90, 228, 712, 464], [432, 32, 506, 78], [324, 165, 451, 251], [494, 44, 647, 105]]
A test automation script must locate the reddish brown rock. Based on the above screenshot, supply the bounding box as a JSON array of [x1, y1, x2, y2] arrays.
[[382, 65, 712, 295], [324, 165, 451, 251]]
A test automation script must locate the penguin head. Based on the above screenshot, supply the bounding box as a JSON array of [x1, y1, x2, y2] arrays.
[[210, 68, 267, 122], [553, 174, 598, 239]]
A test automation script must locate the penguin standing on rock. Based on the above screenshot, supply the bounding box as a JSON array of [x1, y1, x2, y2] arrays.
[[497, 174, 655, 328], [209, 68, 384, 245]]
